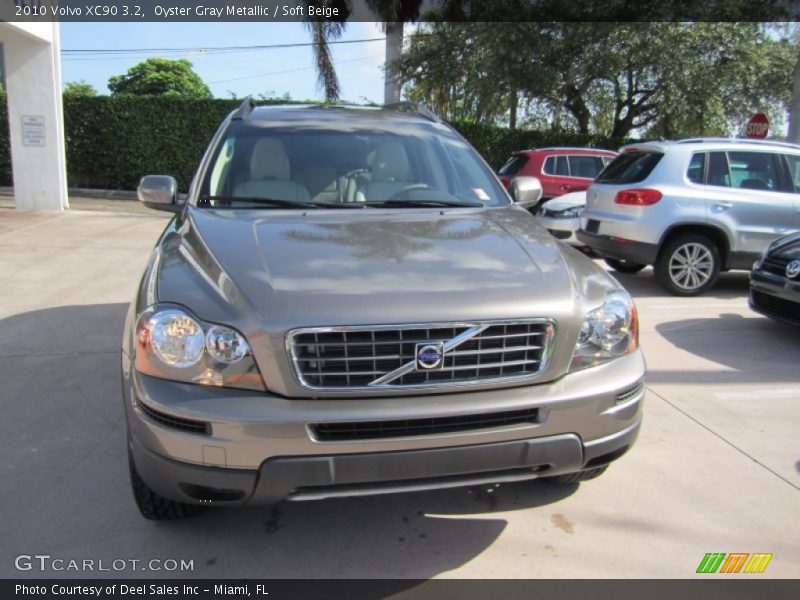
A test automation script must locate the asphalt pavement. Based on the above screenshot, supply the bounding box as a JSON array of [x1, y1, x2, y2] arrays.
[[1, 207, 797, 579]]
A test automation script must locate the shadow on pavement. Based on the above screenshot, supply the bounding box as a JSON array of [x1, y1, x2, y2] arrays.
[[610, 268, 751, 299], [0, 304, 577, 580], [648, 312, 800, 385]]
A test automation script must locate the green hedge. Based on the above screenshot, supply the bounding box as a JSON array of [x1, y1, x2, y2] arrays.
[[0, 96, 627, 190], [0, 96, 10, 185]]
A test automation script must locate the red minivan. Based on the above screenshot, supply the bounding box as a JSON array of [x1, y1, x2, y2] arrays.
[[498, 147, 617, 201]]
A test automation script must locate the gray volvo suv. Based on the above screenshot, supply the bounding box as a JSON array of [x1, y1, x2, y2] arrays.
[[122, 101, 645, 519]]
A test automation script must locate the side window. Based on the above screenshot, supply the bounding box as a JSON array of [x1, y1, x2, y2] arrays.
[[554, 156, 570, 176], [687, 152, 706, 184], [542, 156, 555, 174], [783, 154, 800, 192], [568, 155, 605, 178], [208, 137, 235, 196], [726, 151, 779, 191], [706, 152, 730, 187]]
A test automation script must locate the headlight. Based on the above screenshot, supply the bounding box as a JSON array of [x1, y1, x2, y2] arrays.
[[135, 305, 265, 391], [557, 207, 583, 218], [570, 289, 639, 371]]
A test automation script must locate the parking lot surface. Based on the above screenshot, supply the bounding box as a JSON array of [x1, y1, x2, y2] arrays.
[[1, 208, 798, 579]]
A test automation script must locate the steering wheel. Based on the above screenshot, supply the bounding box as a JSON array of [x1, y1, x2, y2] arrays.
[[386, 184, 432, 201]]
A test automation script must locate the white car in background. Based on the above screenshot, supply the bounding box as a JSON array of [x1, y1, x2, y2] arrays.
[[535, 190, 586, 247], [536, 191, 646, 273]]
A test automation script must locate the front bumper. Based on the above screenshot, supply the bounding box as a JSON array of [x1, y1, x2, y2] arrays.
[[123, 351, 645, 505], [749, 267, 800, 326], [576, 230, 659, 265], [535, 214, 582, 246]]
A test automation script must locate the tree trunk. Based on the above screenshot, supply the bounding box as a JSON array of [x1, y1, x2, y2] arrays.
[[509, 89, 518, 130], [383, 22, 404, 104], [789, 53, 800, 142], [562, 84, 590, 134]]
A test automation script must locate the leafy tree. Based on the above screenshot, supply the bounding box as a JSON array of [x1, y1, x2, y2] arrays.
[[63, 80, 97, 97], [396, 22, 515, 125], [397, 22, 792, 138], [108, 58, 211, 98]]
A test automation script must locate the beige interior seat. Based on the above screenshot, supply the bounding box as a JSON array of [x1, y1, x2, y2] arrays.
[[355, 140, 414, 202], [234, 138, 311, 202]]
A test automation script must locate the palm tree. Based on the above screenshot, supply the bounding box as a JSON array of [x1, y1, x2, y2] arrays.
[[304, 0, 426, 103], [303, 2, 349, 101]]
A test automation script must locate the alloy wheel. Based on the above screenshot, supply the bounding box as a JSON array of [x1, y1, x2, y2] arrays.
[[668, 242, 714, 291]]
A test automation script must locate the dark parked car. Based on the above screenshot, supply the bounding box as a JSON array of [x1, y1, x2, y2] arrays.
[[750, 231, 800, 326]]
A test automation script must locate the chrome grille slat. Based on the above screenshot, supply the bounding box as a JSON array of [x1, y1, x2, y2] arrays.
[[288, 319, 555, 392], [291, 331, 546, 347], [451, 345, 542, 356], [440, 359, 541, 371]]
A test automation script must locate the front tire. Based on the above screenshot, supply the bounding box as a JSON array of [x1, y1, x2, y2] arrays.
[[654, 234, 720, 296], [604, 258, 646, 274], [129, 452, 204, 521]]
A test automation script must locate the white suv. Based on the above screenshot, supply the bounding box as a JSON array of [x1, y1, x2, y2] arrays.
[[577, 138, 800, 295]]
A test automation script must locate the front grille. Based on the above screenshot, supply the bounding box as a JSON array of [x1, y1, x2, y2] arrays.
[[761, 255, 791, 277], [751, 289, 800, 323], [289, 320, 554, 391], [311, 408, 540, 441], [138, 402, 210, 435]]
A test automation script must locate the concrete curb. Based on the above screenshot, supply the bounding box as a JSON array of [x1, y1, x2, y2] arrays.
[[0, 186, 188, 202]]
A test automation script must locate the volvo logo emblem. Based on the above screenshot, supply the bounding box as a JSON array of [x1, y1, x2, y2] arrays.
[[415, 343, 444, 370], [787, 259, 800, 280]]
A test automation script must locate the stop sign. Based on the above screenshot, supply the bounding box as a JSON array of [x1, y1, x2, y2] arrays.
[[745, 113, 769, 139]]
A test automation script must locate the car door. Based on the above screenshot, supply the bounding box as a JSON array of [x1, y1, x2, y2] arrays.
[[704, 150, 796, 261], [539, 155, 571, 198], [778, 153, 800, 230]]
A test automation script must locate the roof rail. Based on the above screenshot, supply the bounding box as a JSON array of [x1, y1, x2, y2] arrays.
[[232, 97, 256, 120], [535, 146, 618, 152], [677, 137, 800, 149], [383, 101, 442, 123]]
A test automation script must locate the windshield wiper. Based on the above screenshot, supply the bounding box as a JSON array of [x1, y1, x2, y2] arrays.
[[366, 199, 484, 209], [198, 195, 322, 210]]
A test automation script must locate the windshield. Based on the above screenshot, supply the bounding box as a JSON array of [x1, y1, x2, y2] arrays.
[[199, 114, 509, 208]]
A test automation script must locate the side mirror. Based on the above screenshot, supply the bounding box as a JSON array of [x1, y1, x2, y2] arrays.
[[510, 176, 543, 209], [138, 175, 180, 213]]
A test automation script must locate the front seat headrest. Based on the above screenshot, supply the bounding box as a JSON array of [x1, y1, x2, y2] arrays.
[[250, 137, 290, 181], [372, 140, 410, 182]]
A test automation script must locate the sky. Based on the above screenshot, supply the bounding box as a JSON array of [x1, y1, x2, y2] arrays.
[[59, 22, 388, 103]]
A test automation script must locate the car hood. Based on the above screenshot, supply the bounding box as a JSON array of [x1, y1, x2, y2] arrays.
[[155, 206, 609, 331], [770, 231, 800, 258], [541, 191, 586, 212]]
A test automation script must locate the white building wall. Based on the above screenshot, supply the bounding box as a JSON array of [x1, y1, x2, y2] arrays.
[[0, 22, 68, 210]]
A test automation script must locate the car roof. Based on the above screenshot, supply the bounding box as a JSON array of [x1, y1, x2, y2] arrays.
[[621, 138, 800, 154], [513, 147, 617, 156], [242, 104, 442, 127]]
